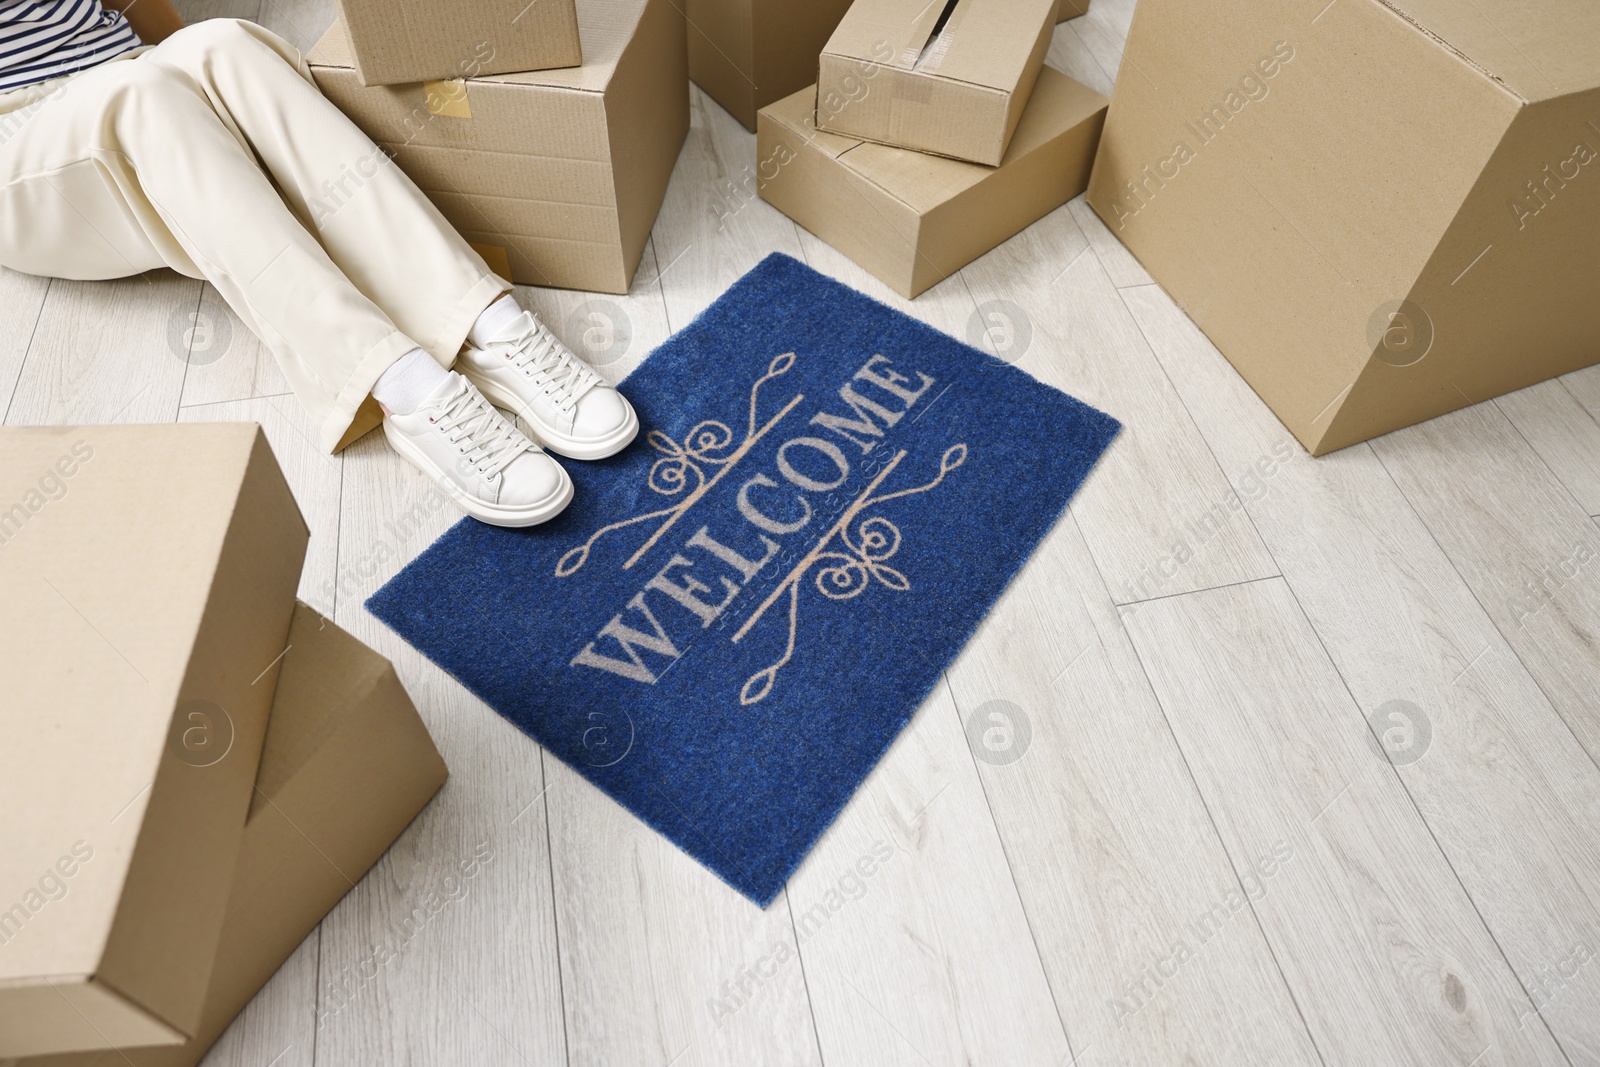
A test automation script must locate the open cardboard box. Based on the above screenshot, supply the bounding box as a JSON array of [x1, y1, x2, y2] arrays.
[[11, 603, 449, 1067], [0, 425, 306, 1059], [761, 67, 1107, 297], [308, 0, 688, 294], [816, 0, 1060, 166], [1087, 0, 1600, 453]]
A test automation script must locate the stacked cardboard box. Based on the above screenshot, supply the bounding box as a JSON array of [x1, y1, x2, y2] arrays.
[[679, 0, 1091, 132], [1086, 0, 1600, 452], [309, 0, 689, 294], [0, 425, 447, 1066], [757, 0, 1108, 297], [333, 0, 582, 86]]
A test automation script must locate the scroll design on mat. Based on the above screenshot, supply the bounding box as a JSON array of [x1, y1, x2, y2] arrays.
[[731, 443, 968, 705], [556, 352, 804, 577]]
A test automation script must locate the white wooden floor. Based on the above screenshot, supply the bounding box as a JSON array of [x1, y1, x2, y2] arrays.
[[9, 0, 1600, 1063]]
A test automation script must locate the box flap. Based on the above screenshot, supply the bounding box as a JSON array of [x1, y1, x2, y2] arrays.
[[243, 602, 447, 855], [247, 608, 390, 818], [1375, 0, 1600, 102]]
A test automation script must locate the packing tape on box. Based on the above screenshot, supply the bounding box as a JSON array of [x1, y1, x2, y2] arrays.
[[423, 79, 472, 119], [901, 0, 972, 72], [471, 243, 513, 281]]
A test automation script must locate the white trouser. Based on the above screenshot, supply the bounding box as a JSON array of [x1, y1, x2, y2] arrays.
[[0, 19, 506, 452]]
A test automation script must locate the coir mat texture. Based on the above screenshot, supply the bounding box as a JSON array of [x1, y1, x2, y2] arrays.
[[368, 254, 1119, 905]]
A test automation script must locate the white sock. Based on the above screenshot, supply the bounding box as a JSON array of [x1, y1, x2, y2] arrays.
[[469, 293, 528, 348], [373, 348, 450, 415]]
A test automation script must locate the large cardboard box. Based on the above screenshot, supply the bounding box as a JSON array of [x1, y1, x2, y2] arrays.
[[1057, 0, 1089, 20], [308, 0, 689, 294], [816, 0, 1059, 166], [760, 67, 1107, 297], [0, 425, 306, 1058], [334, 0, 581, 87], [1086, 0, 1600, 455], [686, 0, 853, 130], [14, 602, 450, 1067]]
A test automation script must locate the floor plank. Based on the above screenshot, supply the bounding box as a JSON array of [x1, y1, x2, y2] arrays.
[[783, 206, 1072, 1067], [546, 758, 822, 1067], [173, 0, 263, 22], [1560, 364, 1600, 505], [944, 512, 1322, 1066], [319, 432, 568, 1067], [1126, 281, 1600, 1063], [178, 285, 293, 410], [7, 0, 1600, 1062], [790, 680, 1070, 1067], [1125, 578, 1569, 1067], [510, 249, 821, 1067], [1047, 25, 1113, 97], [511, 247, 674, 390], [961, 206, 1279, 603], [1494, 380, 1600, 518], [1372, 404, 1600, 770], [1068, 196, 1151, 289], [792, 229, 978, 342], [651, 86, 806, 332], [0, 268, 49, 420], [7, 272, 199, 427], [252, 0, 334, 51], [1066, 0, 1134, 92]]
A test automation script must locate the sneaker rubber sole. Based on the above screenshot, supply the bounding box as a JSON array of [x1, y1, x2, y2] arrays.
[[383, 420, 574, 528], [467, 372, 640, 461]]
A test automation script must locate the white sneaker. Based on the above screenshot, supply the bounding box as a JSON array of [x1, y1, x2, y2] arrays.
[[456, 311, 639, 461], [383, 372, 573, 528]]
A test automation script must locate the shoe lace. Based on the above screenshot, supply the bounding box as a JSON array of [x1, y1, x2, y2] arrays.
[[433, 381, 530, 478], [504, 320, 601, 411]]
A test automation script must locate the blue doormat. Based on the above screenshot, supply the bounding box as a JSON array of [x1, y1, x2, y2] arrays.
[[368, 254, 1119, 905]]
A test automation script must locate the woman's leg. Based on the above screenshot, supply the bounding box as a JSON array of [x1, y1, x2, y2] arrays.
[[140, 21, 639, 461], [0, 35, 573, 525], [141, 19, 506, 365], [0, 50, 424, 452]]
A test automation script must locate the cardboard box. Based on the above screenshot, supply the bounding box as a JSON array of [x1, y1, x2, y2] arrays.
[[13, 602, 450, 1067], [759, 67, 1107, 297], [816, 0, 1059, 166], [0, 425, 307, 1059], [1086, 0, 1600, 454], [334, 0, 581, 87], [1057, 0, 1089, 20], [686, 0, 854, 130], [308, 0, 689, 295]]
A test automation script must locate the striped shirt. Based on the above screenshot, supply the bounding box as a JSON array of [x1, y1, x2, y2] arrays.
[[0, 0, 140, 94]]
